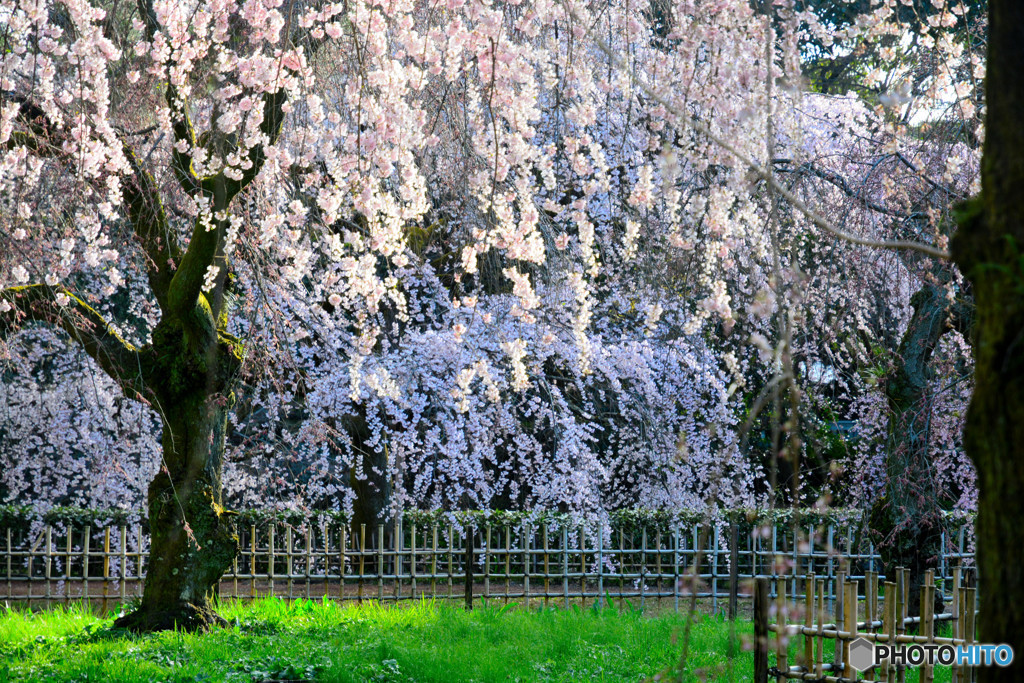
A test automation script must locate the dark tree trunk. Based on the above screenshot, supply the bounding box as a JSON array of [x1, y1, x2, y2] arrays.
[[869, 276, 970, 617], [114, 318, 242, 632], [952, 0, 1024, 675]]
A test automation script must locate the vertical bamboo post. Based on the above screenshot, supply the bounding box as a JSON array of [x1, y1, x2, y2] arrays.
[[464, 523, 474, 610], [102, 527, 110, 614], [754, 577, 769, 683], [411, 521, 418, 600], [286, 524, 294, 601], [640, 526, 647, 610], [922, 570, 935, 683], [504, 524, 512, 604], [802, 573, 814, 671], [776, 577, 788, 678], [711, 524, 718, 613], [617, 525, 624, 608], [250, 525, 257, 599], [523, 523, 531, 609], [484, 523, 492, 603], [342, 528, 350, 602], [119, 525, 127, 604], [305, 524, 313, 600], [431, 524, 438, 599], [83, 524, 91, 605], [884, 580, 897, 683], [136, 524, 144, 599], [5, 528, 10, 603], [579, 524, 585, 609], [358, 524, 366, 603], [394, 517, 401, 602], [673, 525, 679, 613], [868, 570, 878, 632], [826, 524, 835, 612], [268, 525, 276, 597], [45, 526, 52, 603], [843, 579, 858, 680], [815, 577, 825, 679], [232, 531, 239, 601], [729, 521, 739, 620], [562, 525, 569, 609], [655, 529, 662, 609], [543, 524, 550, 608], [447, 523, 453, 600], [834, 564, 845, 667], [64, 528, 72, 604], [897, 567, 907, 683], [377, 523, 385, 602]]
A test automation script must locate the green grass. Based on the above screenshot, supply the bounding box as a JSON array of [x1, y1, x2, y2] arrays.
[[0, 599, 956, 682], [0, 599, 744, 682]]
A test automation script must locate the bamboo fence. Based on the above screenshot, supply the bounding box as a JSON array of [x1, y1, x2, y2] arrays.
[[755, 567, 980, 683], [2, 518, 974, 615]]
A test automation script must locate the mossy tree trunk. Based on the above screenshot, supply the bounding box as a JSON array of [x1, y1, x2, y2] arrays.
[[2, 2, 290, 627], [952, 0, 1024, 674], [113, 319, 242, 632]]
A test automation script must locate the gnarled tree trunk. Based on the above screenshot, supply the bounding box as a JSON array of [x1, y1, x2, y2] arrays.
[[113, 320, 243, 631], [869, 274, 971, 617]]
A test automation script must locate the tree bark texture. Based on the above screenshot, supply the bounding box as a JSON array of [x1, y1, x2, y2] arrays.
[[952, 0, 1024, 675], [113, 318, 242, 632]]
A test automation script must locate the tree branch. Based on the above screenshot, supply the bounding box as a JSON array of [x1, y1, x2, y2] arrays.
[[1, 285, 146, 398], [121, 143, 183, 313]]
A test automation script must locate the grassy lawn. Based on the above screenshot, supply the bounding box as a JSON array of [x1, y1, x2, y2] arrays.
[[0, 599, 744, 682], [0, 599, 953, 682]]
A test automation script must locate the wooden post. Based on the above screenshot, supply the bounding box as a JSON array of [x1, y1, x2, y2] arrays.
[[562, 526, 569, 608], [815, 577, 825, 679], [268, 525, 276, 597], [339, 525, 347, 602], [523, 523, 531, 610], [843, 579, 858, 679], [834, 564, 845, 667], [464, 524, 475, 610], [305, 525, 312, 600], [544, 524, 550, 608], [284, 524, 292, 600], [83, 525, 91, 605], [922, 571, 935, 683], [119, 525, 129, 601], [802, 573, 814, 670], [777, 577, 788, 677], [485, 524, 492, 604], [377, 523, 384, 602], [102, 527, 110, 614], [754, 577, 770, 683], [884, 580, 897, 683], [729, 521, 739, 620], [358, 524, 366, 603], [45, 526, 52, 603], [64, 529, 71, 604], [250, 525, 257, 599], [411, 521, 418, 600]]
